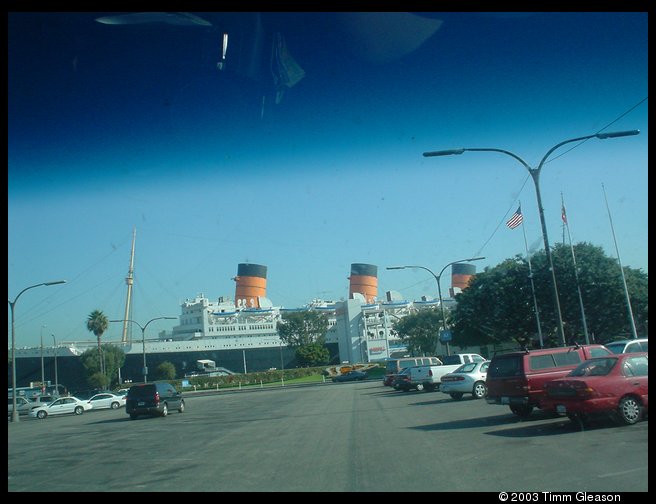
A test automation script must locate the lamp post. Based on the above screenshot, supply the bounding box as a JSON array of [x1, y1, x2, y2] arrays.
[[110, 317, 176, 383], [8, 280, 66, 423], [40, 324, 46, 388], [52, 334, 58, 395], [423, 130, 639, 347], [387, 256, 485, 356]]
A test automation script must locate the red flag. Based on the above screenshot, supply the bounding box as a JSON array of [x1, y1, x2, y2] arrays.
[[506, 205, 523, 229], [561, 203, 568, 225]]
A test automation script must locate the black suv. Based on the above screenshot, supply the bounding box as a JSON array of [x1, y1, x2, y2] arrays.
[[125, 383, 185, 419]]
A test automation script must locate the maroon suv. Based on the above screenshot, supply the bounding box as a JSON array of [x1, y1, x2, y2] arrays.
[[486, 344, 611, 417]]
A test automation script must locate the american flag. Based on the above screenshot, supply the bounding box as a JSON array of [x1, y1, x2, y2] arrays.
[[561, 202, 568, 224], [506, 205, 523, 229]]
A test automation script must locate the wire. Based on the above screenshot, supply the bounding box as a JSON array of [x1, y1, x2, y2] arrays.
[[473, 96, 648, 258]]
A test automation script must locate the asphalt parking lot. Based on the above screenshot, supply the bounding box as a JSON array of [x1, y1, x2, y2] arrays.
[[8, 381, 648, 492]]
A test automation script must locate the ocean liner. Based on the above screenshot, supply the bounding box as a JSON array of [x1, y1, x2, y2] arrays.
[[11, 232, 478, 390]]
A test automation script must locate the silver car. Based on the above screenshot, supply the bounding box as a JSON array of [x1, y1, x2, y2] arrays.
[[29, 396, 93, 419], [87, 393, 126, 410], [8, 397, 34, 416], [440, 360, 490, 400], [604, 338, 648, 354]]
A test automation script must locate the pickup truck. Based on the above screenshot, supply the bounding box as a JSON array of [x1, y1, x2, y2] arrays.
[[409, 353, 486, 392]]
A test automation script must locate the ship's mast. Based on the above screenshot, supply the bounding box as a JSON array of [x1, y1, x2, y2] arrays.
[[121, 227, 136, 343]]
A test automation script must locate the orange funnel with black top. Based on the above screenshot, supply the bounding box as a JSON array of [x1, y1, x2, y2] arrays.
[[450, 263, 476, 296], [233, 263, 267, 308], [348, 263, 378, 303]]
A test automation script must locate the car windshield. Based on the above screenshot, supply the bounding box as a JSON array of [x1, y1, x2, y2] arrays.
[[8, 12, 648, 493]]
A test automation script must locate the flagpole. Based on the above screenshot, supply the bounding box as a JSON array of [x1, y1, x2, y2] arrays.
[[602, 183, 638, 339], [561, 193, 590, 344], [519, 202, 544, 348]]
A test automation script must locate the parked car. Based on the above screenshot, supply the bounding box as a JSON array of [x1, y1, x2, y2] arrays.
[[29, 396, 93, 419], [87, 393, 126, 410], [486, 344, 612, 417], [441, 360, 490, 400], [382, 374, 397, 387], [8, 396, 34, 416], [384, 356, 441, 376], [332, 370, 368, 382], [116, 388, 130, 397], [125, 383, 185, 419], [541, 353, 648, 425], [409, 353, 486, 392], [30, 395, 56, 406], [71, 389, 111, 400], [393, 367, 421, 392], [604, 338, 648, 354]]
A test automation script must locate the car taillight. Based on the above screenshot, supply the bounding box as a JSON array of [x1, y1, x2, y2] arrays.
[[571, 381, 597, 398], [428, 370, 433, 377], [154, 392, 160, 404]]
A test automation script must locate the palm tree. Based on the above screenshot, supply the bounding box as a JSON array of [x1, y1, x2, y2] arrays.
[[86, 310, 109, 379]]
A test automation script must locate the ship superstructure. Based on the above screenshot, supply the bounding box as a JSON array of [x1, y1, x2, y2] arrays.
[[12, 254, 479, 389]]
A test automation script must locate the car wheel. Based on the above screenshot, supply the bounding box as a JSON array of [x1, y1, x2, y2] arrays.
[[74, 406, 84, 415], [37, 410, 47, 419], [450, 392, 464, 400], [415, 383, 424, 392], [509, 404, 533, 418], [161, 403, 168, 417], [110, 402, 119, 409], [472, 381, 487, 399], [616, 396, 642, 425], [178, 400, 185, 413]]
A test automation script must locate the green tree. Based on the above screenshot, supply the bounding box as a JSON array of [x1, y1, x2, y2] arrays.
[[80, 344, 125, 389], [87, 371, 110, 389], [277, 311, 330, 366], [392, 309, 444, 356], [156, 361, 176, 380], [86, 310, 109, 377], [452, 242, 648, 349], [295, 342, 330, 367]]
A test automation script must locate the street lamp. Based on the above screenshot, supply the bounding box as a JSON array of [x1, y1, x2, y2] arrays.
[[110, 317, 176, 383], [40, 324, 46, 388], [387, 256, 485, 355], [423, 129, 639, 346], [52, 334, 58, 395], [8, 280, 66, 423]]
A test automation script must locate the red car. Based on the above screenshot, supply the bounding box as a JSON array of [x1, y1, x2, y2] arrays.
[[542, 353, 648, 425]]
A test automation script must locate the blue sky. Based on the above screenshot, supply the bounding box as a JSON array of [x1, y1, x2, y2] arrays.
[[8, 12, 648, 347]]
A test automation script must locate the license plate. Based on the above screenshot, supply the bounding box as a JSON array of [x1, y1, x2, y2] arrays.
[[501, 396, 510, 404], [138, 401, 145, 406], [556, 404, 567, 414]]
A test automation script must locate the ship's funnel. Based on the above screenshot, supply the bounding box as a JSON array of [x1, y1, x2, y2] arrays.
[[348, 263, 378, 303], [449, 263, 477, 297], [233, 263, 267, 308]]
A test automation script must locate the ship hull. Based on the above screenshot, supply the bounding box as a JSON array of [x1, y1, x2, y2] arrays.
[[9, 344, 340, 392]]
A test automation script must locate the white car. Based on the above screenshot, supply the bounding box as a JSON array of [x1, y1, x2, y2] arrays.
[[87, 393, 126, 410], [29, 396, 93, 419], [8, 396, 34, 416], [440, 360, 490, 400]]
